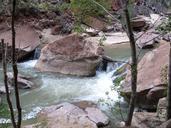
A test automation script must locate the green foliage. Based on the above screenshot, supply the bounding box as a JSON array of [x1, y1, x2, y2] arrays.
[[72, 24, 85, 33], [36, 2, 59, 12], [0, 103, 10, 118], [71, 0, 111, 18], [113, 76, 125, 87], [157, 17, 171, 34], [99, 35, 106, 46], [0, 123, 11, 128], [161, 65, 168, 85], [0, 103, 11, 127], [57, 2, 71, 12], [0, 0, 10, 15], [70, 0, 111, 33], [98, 74, 126, 121]]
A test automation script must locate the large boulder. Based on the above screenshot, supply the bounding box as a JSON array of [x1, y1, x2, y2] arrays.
[[37, 102, 109, 128], [0, 24, 40, 61], [121, 41, 169, 108], [35, 34, 104, 76], [132, 112, 164, 128]]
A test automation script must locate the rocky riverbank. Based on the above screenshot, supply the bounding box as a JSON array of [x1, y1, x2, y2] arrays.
[[0, 0, 171, 128]]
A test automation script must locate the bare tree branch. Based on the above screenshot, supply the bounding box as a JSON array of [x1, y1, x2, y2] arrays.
[[124, 0, 137, 126], [1, 39, 17, 128], [11, 0, 22, 127]]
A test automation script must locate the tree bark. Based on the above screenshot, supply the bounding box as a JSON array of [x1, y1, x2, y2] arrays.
[[11, 0, 22, 127], [1, 39, 17, 128], [167, 42, 171, 120], [125, 1, 137, 126]]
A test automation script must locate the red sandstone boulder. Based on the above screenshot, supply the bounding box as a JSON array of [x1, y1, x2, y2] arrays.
[[0, 24, 40, 61], [35, 33, 104, 76], [37, 102, 109, 128], [121, 41, 169, 108]]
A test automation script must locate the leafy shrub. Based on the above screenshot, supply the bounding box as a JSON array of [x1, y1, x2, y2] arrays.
[[0, 103, 10, 118], [157, 17, 171, 34], [70, 0, 111, 19], [160, 65, 168, 85], [70, 0, 112, 32], [57, 2, 71, 12]]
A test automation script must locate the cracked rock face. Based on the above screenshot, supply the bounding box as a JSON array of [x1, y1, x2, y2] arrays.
[[38, 102, 109, 128]]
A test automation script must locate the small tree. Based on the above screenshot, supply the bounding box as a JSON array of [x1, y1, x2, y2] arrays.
[[124, 0, 137, 126], [11, 0, 22, 127], [1, 0, 23, 127], [1, 40, 17, 128]]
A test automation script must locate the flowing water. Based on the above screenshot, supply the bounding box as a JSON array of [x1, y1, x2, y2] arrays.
[[0, 43, 133, 126]]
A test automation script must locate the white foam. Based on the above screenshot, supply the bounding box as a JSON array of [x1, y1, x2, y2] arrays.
[[19, 60, 37, 68]]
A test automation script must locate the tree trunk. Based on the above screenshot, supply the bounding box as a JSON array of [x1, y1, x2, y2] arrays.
[[125, 1, 138, 126], [1, 39, 17, 128], [167, 42, 171, 120], [11, 0, 22, 127]]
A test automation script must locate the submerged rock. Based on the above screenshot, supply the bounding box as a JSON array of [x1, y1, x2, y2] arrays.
[[0, 85, 11, 94], [38, 102, 109, 128], [7, 72, 34, 89], [121, 41, 169, 108], [35, 33, 104, 76]]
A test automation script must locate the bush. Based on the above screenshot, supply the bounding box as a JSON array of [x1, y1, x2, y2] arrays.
[[71, 0, 111, 18], [0, 103, 10, 118], [69, 0, 111, 32], [157, 17, 171, 34]]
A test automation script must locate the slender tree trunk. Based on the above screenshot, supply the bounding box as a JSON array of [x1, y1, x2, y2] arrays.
[[125, 1, 137, 126], [1, 39, 17, 128], [167, 42, 171, 120], [11, 0, 22, 127]]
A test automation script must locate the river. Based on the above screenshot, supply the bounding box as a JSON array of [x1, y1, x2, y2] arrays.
[[0, 43, 137, 127]]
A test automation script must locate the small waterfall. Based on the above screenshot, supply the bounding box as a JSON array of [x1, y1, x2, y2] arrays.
[[33, 48, 41, 59], [19, 60, 37, 68]]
